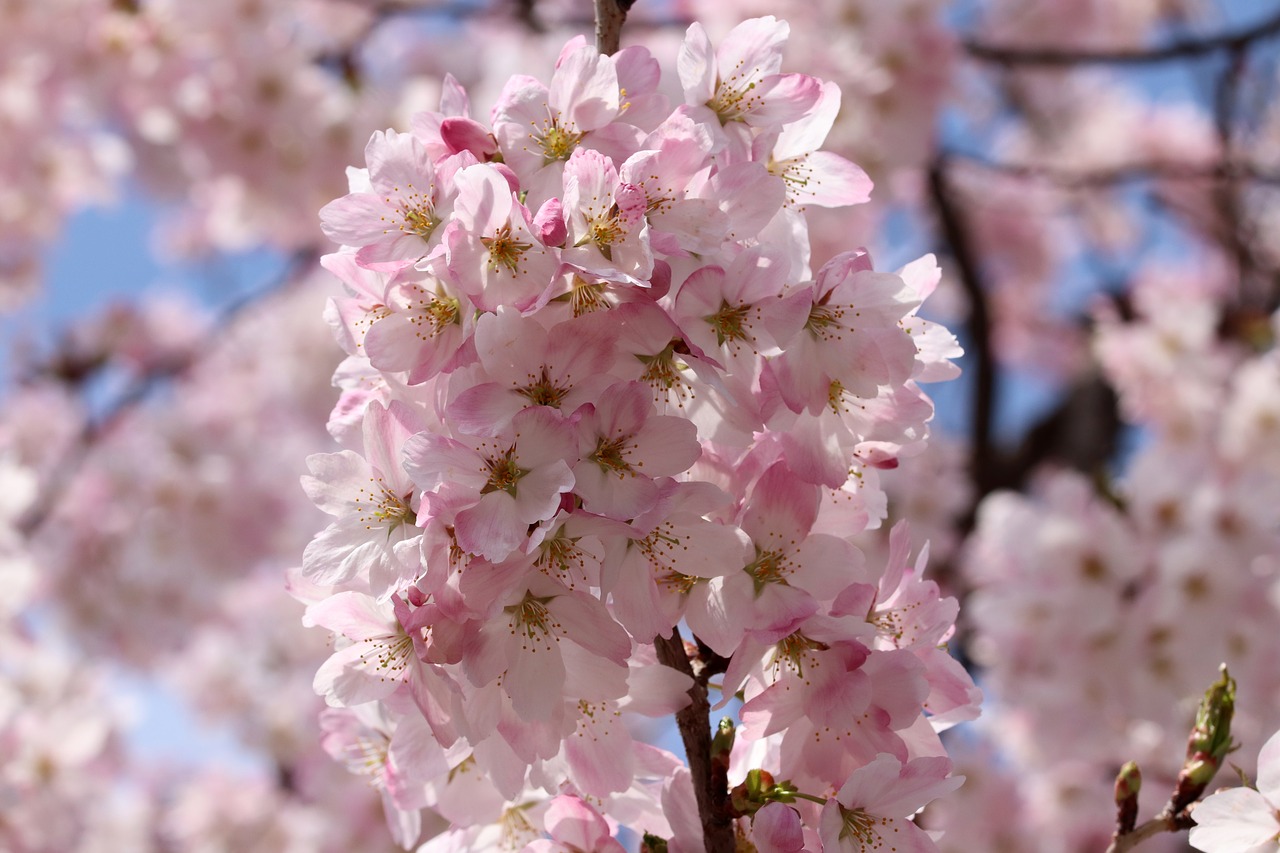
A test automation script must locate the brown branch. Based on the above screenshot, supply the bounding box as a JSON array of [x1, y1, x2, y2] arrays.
[[928, 156, 998, 524], [511, 0, 543, 32], [1106, 808, 1196, 853], [654, 628, 735, 853], [949, 154, 1280, 189], [593, 0, 633, 56], [964, 8, 1280, 66]]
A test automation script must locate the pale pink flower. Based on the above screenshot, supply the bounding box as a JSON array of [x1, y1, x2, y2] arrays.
[[522, 795, 626, 853], [492, 42, 640, 207], [446, 162, 561, 313], [1190, 729, 1280, 852], [446, 307, 620, 437], [461, 574, 630, 721], [319, 129, 463, 270], [756, 80, 873, 212], [403, 406, 578, 562], [571, 380, 702, 520], [678, 16, 822, 129], [819, 754, 963, 853], [769, 251, 920, 414]]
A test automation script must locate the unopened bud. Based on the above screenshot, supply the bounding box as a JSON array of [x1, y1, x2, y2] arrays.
[[640, 832, 668, 853], [1114, 761, 1141, 835], [1172, 665, 1237, 813], [730, 768, 775, 817], [728, 768, 805, 818], [440, 116, 499, 160], [712, 718, 736, 767], [533, 198, 567, 247]]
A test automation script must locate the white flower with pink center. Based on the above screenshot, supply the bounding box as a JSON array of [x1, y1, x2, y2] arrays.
[[770, 251, 921, 414], [561, 147, 653, 286], [301, 400, 424, 597]]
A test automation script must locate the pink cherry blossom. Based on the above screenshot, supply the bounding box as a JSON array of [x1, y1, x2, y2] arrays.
[[819, 754, 963, 853], [1190, 728, 1280, 852]]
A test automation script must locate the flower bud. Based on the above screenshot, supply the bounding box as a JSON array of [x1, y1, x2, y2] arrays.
[[640, 832, 669, 853], [1171, 664, 1237, 813], [1114, 761, 1141, 834], [533, 198, 567, 247], [440, 116, 499, 160]]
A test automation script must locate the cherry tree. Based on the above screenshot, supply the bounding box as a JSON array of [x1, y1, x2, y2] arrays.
[[5, 1, 1280, 852]]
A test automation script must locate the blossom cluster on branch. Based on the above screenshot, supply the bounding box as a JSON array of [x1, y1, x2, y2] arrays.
[[304, 16, 977, 851]]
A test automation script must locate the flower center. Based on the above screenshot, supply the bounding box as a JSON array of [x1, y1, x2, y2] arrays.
[[389, 182, 440, 241], [636, 342, 693, 406], [534, 531, 588, 587], [482, 223, 533, 273], [358, 481, 415, 532], [707, 62, 764, 124], [506, 591, 558, 640], [516, 366, 569, 408], [745, 547, 793, 592], [771, 632, 828, 677], [805, 302, 846, 341], [837, 805, 891, 847], [704, 299, 754, 348], [534, 116, 583, 165], [590, 434, 635, 475], [481, 447, 528, 496]]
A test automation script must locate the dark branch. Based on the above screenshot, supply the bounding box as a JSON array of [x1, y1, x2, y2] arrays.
[[928, 156, 998, 524], [949, 153, 1280, 189], [964, 9, 1280, 66], [593, 0, 632, 55], [654, 629, 734, 853]]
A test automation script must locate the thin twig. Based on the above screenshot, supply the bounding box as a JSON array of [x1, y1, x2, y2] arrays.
[[964, 8, 1280, 66], [1106, 809, 1196, 853], [654, 628, 735, 853]]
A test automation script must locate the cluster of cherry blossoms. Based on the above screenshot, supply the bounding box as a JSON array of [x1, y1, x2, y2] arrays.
[[304, 15, 977, 851]]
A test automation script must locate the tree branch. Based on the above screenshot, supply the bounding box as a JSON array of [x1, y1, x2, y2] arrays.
[[964, 9, 1280, 66], [654, 628, 735, 853], [928, 156, 998, 524], [948, 153, 1280, 189], [593, 0, 633, 56], [1106, 809, 1196, 853]]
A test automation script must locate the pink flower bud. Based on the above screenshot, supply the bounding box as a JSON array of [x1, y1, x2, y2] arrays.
[[440, 116, 498, 159], [534, 198, 567, 247]]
